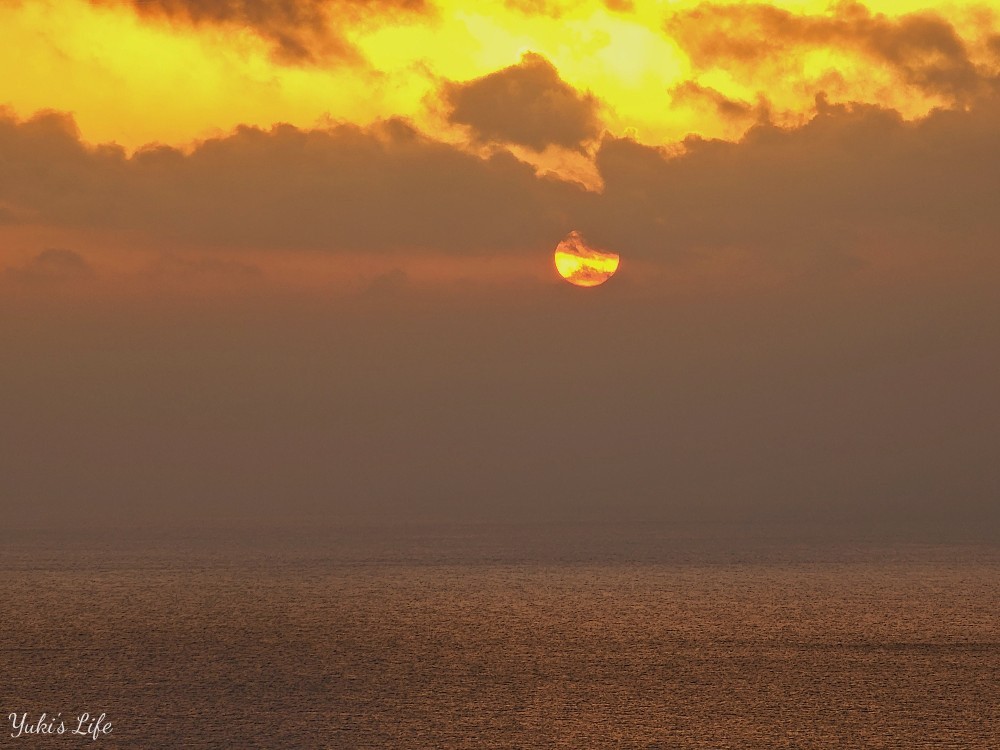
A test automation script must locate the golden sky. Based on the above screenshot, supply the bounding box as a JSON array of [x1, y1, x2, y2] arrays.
[[3, 0, 998, 154]]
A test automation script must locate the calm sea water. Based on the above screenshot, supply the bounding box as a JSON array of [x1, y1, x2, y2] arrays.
[[1, 524, 997, 749]]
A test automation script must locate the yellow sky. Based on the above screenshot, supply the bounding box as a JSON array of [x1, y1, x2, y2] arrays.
[[3, 0, 997, 162]]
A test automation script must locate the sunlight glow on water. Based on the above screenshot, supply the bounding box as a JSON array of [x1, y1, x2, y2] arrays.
[[2, 526, 997, 749]]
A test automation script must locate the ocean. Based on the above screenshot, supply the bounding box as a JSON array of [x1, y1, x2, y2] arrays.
[[2, 523, 997, 748]]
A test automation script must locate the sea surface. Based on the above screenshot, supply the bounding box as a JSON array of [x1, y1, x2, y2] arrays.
[[1, 524, 997, 749]]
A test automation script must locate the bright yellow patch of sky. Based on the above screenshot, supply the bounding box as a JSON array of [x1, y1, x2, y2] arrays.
[[1, 0, 996, 158]]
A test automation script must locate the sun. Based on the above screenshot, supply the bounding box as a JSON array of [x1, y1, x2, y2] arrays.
[[554, 230, 620, 287]]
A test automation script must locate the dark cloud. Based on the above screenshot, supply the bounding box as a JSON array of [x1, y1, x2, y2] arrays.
[[0, 110, 586, 255], [988, 33, 1000, 60], [3, 248, 94, 284], [87, 0, 430, 65], [583, 94, 1000, 270], [666, 2, 993, 101], [4, 92, 1000, 274], [442, 52, 602, 152], [669, 81, 758, 120]]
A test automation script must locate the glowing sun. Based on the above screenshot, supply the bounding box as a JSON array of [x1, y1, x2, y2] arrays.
[[554, 231, 620, 287]]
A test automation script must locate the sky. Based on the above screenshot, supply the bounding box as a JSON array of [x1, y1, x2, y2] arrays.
[[1, 0, 998, 532]]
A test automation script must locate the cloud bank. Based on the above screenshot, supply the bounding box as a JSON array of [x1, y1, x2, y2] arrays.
[[3, 91, 1000, 275]]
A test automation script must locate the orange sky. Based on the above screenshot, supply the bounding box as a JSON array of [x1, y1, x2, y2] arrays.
[[3, 0, 999, 156]]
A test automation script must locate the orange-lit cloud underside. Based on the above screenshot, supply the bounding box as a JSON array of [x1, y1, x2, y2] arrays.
[[3, 0, 999, 157]]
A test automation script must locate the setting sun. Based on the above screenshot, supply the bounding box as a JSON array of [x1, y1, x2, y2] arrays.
[[554, 230, 620, 287]]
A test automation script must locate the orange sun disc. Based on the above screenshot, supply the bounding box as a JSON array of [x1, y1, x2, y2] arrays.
[[554, 231, 620, 287]]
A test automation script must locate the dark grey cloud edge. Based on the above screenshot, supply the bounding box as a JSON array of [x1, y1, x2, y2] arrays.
[[443, 52, 603, 152], [2, 92, 1000, 266]]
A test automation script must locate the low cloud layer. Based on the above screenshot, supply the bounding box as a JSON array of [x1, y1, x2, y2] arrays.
[[4, 91, 1000, 275], [587, 95, 1000, 270], [0, 111, 584, 255]]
